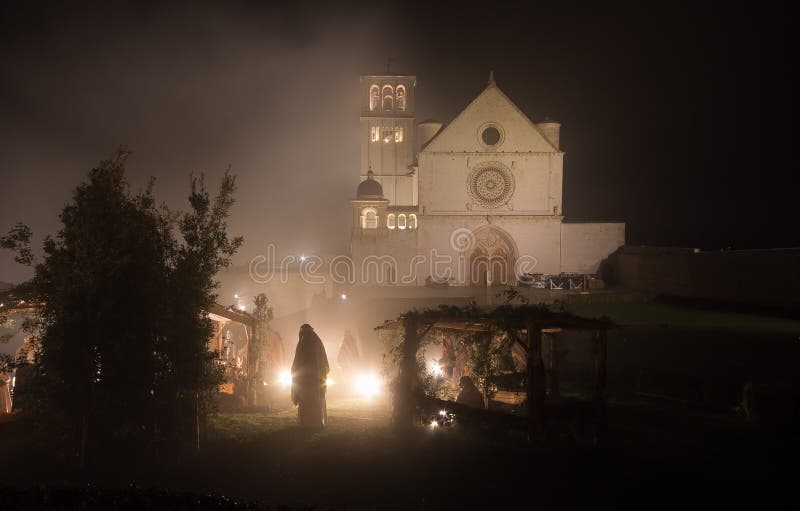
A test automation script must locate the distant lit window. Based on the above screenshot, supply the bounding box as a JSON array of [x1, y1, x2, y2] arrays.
[[382, 85, 394, 111], [408, 213, 417, 229], [396, 85, 406, 111], [371, 126, 380, 142], [387, 213, 396, 229], [362, 208, 378, 229], [398, 214, 407, 230], [369, 85, 379, 111], [379, 127, 403, 143]]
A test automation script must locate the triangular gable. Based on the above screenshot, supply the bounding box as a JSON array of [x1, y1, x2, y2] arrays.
[[422, 83, 558, 153]]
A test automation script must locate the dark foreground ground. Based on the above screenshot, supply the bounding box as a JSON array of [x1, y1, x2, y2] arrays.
[[2, 394, 797, 510], [3, 301, 799, 509]]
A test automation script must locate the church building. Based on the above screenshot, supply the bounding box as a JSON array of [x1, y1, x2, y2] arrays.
[[351, 72, 624, 286]]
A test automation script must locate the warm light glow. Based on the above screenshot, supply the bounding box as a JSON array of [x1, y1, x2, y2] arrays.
[[439, 410, 447, 416], [278, 370, 292, 388], [326, 377, 334, 386], [341, 293, 347, 300], [238, 304, 246, 311], [234, 293, 239, 299], [356, 373, 381, 398], [300, 255, 306, 262], [430, 362, 443, 378], [430, 420, 439, 428]]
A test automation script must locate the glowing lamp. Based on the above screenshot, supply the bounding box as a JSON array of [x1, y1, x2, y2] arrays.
[[356, 373, 380, 398], [430, 362, 443, 378], [326, 377, 334, 387], [278, 370, 292, 388]]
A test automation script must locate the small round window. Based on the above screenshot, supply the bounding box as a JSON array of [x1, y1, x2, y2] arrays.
[[481, 126, 502, 146]]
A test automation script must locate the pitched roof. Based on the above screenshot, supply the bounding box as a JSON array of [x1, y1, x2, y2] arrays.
[[422, 81, 558, 153]]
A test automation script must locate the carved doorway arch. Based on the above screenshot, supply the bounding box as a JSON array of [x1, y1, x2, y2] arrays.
[[467, 226, 518, 287]]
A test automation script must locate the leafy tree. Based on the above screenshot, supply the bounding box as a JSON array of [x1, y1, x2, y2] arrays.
[[1, 148, 242, 465], [245, 293, 274, 406]]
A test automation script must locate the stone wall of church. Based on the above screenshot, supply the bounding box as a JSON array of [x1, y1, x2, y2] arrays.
[[560, 222, 626, 274], [416, 216, 563, 284], [351, 229, 419, 286], [418, 152, 562, 215]]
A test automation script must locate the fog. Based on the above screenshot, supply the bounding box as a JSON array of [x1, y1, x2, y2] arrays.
[[1, 2, 795, 285]]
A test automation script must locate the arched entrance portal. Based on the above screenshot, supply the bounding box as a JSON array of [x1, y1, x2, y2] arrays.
[[467, 226, 518, 287]]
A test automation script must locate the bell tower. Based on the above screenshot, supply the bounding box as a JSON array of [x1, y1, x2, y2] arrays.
[[359, 72, 417, 206]]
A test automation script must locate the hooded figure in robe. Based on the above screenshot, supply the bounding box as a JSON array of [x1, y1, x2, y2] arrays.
[[337, 330, 360, 371], [291, 324, 330, 429]]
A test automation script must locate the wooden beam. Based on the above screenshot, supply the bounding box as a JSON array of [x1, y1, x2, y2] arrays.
[[595, 329, 608, 400], [526, 320, 545, 438]]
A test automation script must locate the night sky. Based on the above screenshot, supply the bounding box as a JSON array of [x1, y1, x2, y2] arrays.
[[0, 1, 794, 284]]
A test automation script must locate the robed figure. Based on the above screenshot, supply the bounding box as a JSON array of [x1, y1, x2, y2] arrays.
[[337, 330, 360, 371], [291, 324, 330, 429]]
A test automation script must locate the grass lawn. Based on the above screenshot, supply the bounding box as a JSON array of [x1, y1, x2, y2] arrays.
[[563, 301, 800, 335], [3, 394, 796, 509]]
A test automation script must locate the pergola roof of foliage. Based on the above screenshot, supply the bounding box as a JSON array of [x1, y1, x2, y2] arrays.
[[375, 303, 618, 335]]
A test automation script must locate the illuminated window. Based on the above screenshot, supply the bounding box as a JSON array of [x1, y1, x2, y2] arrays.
[[408, 213, 417, 229], [362, 208, 378, 229], [387, 213, 396, 229], [379, 127, 403, 143], [398, 214, 407, 230], [369, 85, 379, 111], [370, 126, 380, 142], [382, 85, 394, 111], [396, 85, 406, 111]]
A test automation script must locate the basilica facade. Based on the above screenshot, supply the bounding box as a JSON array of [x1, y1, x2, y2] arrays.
[[351, 72, 624, 286]]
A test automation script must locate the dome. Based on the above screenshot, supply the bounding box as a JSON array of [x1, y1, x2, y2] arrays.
[[357, 170, 383, 198]]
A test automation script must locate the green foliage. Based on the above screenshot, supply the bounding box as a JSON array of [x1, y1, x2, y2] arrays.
[[0, 148, 242, 462], [385, 300, 613, 418], [0, 222, 34, 266]]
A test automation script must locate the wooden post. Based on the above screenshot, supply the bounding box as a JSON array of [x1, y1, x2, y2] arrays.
[[545, 333, 560, 399], [594, 329, 608, 400], [594, 328, 608, 445], [393, 314, 419, 428], [526, 320, 545, 438]]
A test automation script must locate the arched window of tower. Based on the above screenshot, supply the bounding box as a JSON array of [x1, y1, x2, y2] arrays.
[[380, 126, 402, 143], [408, 213, 417, 229], [397, 214, 407, 230], [387, 213, 396, 229], [396, 85, 406, 111], [362, 208, 378, 229], [382, 85, 394, 111], [369, 85, 379, 111]]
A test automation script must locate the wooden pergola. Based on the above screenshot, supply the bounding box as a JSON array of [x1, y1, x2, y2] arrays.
[[377, 306, 641, 441]]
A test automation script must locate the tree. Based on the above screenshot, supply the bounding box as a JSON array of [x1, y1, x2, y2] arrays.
[[1, 148, 242, 465], [247, 293, 273, 406]]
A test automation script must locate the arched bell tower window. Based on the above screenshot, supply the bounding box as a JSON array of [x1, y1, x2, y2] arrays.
[[396, 85, 406, 111], [408, 213, 417, 229], [382, 85, 394, 111], [361, 208, 378, 229], [397, 214, 407, 230], [369, 85, 379, 111], [387, 213, 396, 229]]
